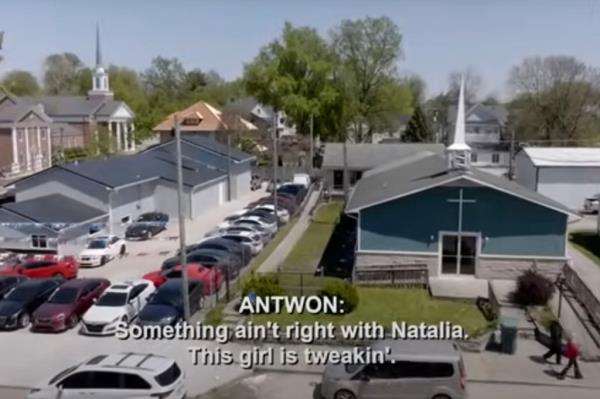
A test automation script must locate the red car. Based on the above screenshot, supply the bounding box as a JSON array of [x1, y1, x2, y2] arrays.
[[0, 256, 78, 280], [31, 278, 110, 332], [143, 263, 224, 295]]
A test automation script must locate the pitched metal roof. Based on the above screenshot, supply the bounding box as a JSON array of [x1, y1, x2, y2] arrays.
[[2, 194, 105, 223], [521, 147, 600, 167], [181, 135, 256, 162], [322, 143, 445, 170], [346, 153, 577, 217]]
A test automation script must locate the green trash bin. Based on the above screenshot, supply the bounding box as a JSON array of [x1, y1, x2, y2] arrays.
[[500, 316, 519, 354]]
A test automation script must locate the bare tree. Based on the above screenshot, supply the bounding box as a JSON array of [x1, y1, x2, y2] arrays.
[[508, 56, 600, 143], [448, 67, 483, 104]]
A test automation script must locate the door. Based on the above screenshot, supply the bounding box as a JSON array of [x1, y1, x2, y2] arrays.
[[441, 234, 478, 276], [357, 363, 399, 399]]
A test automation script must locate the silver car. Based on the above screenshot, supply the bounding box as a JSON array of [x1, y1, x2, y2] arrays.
[[321, 340, 467, 399]]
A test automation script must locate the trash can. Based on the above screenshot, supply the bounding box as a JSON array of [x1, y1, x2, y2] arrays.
[[500, 316, 519, 354]]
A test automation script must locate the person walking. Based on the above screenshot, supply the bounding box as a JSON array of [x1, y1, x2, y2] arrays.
[[543, 321, 562, 365], [559, 337, 583, 379]]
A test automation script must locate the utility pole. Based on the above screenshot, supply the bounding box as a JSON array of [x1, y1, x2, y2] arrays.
[[508, 127, 516, 180], [342, 140, 349, 201], [272, 109, 279, 230], [309, 114, 314, 174], [175, 115, 191, 322], [227, 131, 232, 201]]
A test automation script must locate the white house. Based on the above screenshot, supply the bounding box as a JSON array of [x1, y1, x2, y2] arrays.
[[514, 147, 600, 211]]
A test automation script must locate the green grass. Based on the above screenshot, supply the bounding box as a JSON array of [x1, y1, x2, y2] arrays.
[[204, 304, 226, 326], [569, 230, 600, 267], [254, 287, 490, 337], [281, 201, 344, 272]]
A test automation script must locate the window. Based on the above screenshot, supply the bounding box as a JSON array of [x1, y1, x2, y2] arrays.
[[470, 153, 478, 163], [123, 374, 151, 390], [473, 127, 480, 133], [130, 284, 148, 300], [362, 361, 454, 379], [60, 371, 93, 389], [31, 235, 48, 249], [89, 371, 121, 389], [492, 153, 500, 164], [155, 363, 182, 386], [120, 216, 130, 224]]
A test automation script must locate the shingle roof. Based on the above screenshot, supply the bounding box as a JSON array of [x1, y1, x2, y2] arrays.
[[322, 143, 445, 170], [522, 147, 600, 167], [21, 95, 132, 118], [447, 103, 507, 125], [346, 153, 577, 217], [2, 194, 105, 223], [181, 135, 255, 162], [0, 93, 52, 123]]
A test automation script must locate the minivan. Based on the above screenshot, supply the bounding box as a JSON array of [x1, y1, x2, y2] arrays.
[[321, 340, 466, 399]]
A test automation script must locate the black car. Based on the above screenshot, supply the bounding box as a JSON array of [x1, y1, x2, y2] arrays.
[[125, 222, 167, 240], [137, 279, 203, 326], [194, 238, 251, 266], [0, 279, 61, 330], [277, 184, 306, 203], [0, 276, 27, 300], [137, 212, 169, 223], [162, 249, 243, 278]]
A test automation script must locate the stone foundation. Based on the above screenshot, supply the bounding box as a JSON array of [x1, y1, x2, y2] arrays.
[[355, 253, 439, 279], [477, 257, 564, 280]]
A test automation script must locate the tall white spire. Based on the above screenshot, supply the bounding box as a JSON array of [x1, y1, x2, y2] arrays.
[[447, 74, 471, 168], [89, 23, 112, 97]]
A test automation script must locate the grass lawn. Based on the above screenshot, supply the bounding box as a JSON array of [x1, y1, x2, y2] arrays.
[[569, 231, 600, 267], [281, 201, 344, 272], [254, 287, 491, 337]]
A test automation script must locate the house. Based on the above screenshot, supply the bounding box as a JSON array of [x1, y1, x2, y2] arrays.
[[347, 78, 577, 283], [514, 147, 600, 211], [321, 142, 445, 193], [0, 26, 135, 178], [154, 100, 258, 144], [447, 103, 509, 176], [0, 136, 255, 255], [225, 97, 297, 136], [371, 114, 411, 144], [0, 93, 53, 176]]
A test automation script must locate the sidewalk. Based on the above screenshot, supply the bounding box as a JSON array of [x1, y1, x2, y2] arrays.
[[257, 188, 321, 273], [567, 243, 600, 302]]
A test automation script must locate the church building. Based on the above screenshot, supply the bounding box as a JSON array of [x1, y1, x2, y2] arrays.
[[346, 78, 578, 282]]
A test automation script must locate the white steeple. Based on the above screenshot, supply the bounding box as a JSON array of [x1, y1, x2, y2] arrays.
[[89, 24, 112, 97], [447, 74, 471, 168]]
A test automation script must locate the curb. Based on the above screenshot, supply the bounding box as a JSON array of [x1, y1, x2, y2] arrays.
[[0, 384, 33, 390], [467, 378, 600, 390]]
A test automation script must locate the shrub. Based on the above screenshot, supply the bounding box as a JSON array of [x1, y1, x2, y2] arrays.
[[511, 269, 555, 306], [319, 279, 359, 313], [242, 274, 284, 297]]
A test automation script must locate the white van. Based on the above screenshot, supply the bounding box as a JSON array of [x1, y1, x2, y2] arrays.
[[321, 340, 466, 399], [293, 173, 311, 189]]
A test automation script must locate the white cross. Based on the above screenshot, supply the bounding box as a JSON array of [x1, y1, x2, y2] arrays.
[[447, 188, 477, 270]]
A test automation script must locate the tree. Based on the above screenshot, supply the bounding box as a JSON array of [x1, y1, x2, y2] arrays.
[[43, 52, 85, 94], [508, 55, 600, 144], [142, 56, 187, 100], [402, 74, 426, 107], [448, 67, 482, 104], [331, 16, 408, 141], [403, 105, 432, 142], [1, 70, 40, 96]]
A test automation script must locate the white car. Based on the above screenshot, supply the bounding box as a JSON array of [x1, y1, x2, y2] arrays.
[[254, 204, 290, 224], [80, 280, 156, 336], [28, 352, 186, 399], [235, 216, 277, 235], [77, 235, 126, 267], [221, 231, 264, 255]]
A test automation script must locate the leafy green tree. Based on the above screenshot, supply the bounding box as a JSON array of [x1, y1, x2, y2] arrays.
[[403, 106, 432, 142], [43, 52, 85, 94], [1, 70, 40, 96]]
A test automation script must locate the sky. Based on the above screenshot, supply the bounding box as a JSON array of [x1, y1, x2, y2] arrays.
[[2, 0, 600, 99]]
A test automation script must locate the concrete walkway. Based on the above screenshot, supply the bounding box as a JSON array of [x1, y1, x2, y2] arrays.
[[567, 243, 600, 302], [257, 188, 321, 273]]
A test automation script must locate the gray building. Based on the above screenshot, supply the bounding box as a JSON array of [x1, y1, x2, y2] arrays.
[[321, 142, 445, 194], [0, 136, 255, 255]]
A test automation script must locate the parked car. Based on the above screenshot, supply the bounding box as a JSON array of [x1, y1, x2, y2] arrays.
[[162, 249, 243, 278], [190, 237, 251, 266], [293, 173, 311, 189], [0, 279, 62, 330], [136, 211, 169, 224], [78, 236, 126, 267], [32, 278, 110, 332], [583, 194, 600, 214], [80, 280, 156, 336], [143, 263, 223, 295], [125, 222, 167, 240], [0, 275, 27, 300], [0, 257, 78, 280], [278, 183, 306, 204], [234, 216, 277, 236], [228, 222, 271, 243], [137, 279, 203, 326], [254, 204, 290, 224], [28, 352, 186, 399], [251, 175, 263, 191], [221, 231, 264, 255], [321, 340, 467, 399], [244, 209, 279, 224]]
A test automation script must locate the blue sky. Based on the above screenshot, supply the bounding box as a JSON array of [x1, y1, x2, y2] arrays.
[[2, 0, 600, 99]]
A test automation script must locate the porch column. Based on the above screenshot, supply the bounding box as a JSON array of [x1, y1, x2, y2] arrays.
[[129, 122, 136, 151], [24, 127, 31, 170], [122, 122, 130, 151], [115, 121, 122, 151], [107, 121, 113, 152], [46, 127, 52, 167], [11, 127, 19, 173], [36, 126, 42, 170]]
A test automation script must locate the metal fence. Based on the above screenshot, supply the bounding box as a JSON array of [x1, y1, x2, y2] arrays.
[[257, 269, 330, 296], [562, 263, 600, 331], [353, 265, 429, 288], [251, 165, 323, 182]]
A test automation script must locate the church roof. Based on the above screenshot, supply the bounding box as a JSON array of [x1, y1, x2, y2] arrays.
[[20, 96, 132, 119], [345, 153, 578, 217]]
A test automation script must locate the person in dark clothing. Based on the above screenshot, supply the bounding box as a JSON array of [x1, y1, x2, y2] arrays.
[[559, 337, 583, 379], [543, 321, 562, 364]]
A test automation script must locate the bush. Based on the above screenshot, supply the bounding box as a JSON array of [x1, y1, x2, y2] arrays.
[[319, 279, 359, 313], [511, 269, 555, 306], [242, 274, 284, 297]]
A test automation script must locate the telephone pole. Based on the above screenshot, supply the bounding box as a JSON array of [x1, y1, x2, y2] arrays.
[[309, 114, 314, 174], [272, 109, 279, 230], [508, 127, 516, 180], [175, 115, 191, 322]]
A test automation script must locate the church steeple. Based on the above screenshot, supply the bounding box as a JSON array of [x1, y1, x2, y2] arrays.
[[447, 75, 471, 169], [89, 24, 112, 97]]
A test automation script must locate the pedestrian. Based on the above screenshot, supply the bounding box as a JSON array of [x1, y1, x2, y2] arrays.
[[559, 336, 583, 379], [542, 321, 562, 365]]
